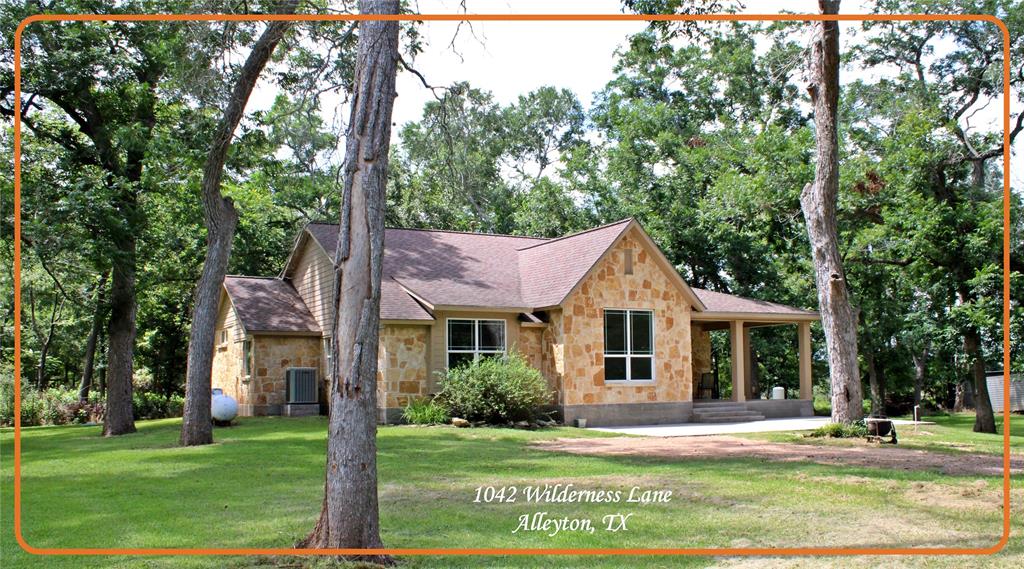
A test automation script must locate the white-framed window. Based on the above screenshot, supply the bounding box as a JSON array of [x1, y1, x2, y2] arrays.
[[219, 329, 228, 344], [603, 309, 654, 382], [446, 318, 506, 369], [242, 339, 253, 378]]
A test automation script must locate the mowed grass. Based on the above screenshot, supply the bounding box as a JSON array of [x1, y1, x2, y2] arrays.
[[1, 416, 1020, 569], [737, 413, 1022, 456]]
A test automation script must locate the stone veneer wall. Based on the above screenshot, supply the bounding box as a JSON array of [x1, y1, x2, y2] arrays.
[[245, 335, 322, 415], [516, 326, 559, 405], [377, 324, 430, 421], [540, 310, 565, 406], [559, 229, 693, 415], [690, 325, 713, 395]]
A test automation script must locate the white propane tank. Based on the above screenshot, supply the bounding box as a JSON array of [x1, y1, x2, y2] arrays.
[[772, 386, 785, 400], [211, 390, 238, 422]]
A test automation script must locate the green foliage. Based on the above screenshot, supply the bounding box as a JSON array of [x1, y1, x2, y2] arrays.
[[388, 83, 593, 236], [0, 374, 183, 427], [437, 352, 552, 423], [807, 420, 868, 439], [401, 397, 451, 425], [131, 391, 185, 421]]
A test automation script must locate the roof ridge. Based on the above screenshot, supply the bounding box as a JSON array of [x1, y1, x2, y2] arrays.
[[307, 222, 549, 241], [225, 275, 281, 280], [515, 217, 634, 252]]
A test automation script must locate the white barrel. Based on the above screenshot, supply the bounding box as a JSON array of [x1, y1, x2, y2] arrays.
[[772, 386, 785, 400], [211, 393, 239, 422]]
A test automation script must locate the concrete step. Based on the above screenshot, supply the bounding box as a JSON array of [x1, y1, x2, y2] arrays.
[[693, 413, 766, 424]]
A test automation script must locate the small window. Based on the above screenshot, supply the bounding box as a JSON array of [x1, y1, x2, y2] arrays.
[[322, 337, 332, 376], [220, 329, 227, 344], [447, 319, 506, 369], [624, 249, 634, 275], [603, 309, 654, 382], [242, 340, 252, 378]]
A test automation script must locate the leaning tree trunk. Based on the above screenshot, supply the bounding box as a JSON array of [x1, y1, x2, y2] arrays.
[[298, 0, 399, 555], [78, 271, 109, 402], [799, 0, 863, 424], [180, 3, 297, 447], [103, 244, 138, 436]]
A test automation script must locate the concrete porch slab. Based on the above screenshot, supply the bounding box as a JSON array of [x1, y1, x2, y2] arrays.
[[590, 417, 932, 437]]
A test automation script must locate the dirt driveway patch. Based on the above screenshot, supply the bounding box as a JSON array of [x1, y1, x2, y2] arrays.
[[532, 435, 1021, 477]]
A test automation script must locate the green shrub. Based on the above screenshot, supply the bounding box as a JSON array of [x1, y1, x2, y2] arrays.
[[807, 420, 868, 439], [437, 351, 551, 423], [0, 378, 184, 427], [132, 391, 185, 420], [402, 397, 451, 425]]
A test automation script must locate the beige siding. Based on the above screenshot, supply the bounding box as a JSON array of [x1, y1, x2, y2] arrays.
[[290, 236, 333, 335]]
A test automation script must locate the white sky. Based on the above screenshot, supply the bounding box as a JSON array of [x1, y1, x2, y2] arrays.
[[260, 0, 1023, 191]]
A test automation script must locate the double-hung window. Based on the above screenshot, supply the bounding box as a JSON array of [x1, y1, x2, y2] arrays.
[[603, 309, 654, 382], [447, 319, 506, 369]]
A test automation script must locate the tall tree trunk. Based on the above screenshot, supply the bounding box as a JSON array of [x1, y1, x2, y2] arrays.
[[866, 350, 882, 416], [78, 271, 109, 402], [799, 0, 863, 424], [298, 0, 399, 554], [180, 2, 297, 447], [103, 242, 137, 436], [911, 347, 927, 409], [963, 326, 996, 433]]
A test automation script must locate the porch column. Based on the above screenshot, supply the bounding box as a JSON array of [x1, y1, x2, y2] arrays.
[[743, 326, 754, 400], [798, 322, 812, 400], [730, 320, 746, 402]]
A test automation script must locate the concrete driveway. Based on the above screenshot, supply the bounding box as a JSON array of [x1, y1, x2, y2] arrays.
[[589, 417, 930, 437]]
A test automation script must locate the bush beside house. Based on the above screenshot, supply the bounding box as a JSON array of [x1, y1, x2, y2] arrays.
[[433, 352, 552, 425]]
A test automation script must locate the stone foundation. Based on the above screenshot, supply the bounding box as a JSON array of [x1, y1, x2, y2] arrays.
[[561, 402, 693, 427]]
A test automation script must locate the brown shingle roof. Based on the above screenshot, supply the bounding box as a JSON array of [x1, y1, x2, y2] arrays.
[[223, 276, 320, 334], [381, 278, 433, 321], [308, 222, 549, 310], [693, 287, 817, 317], [300, 221, 815, 321], [517, 219, 633, 308]]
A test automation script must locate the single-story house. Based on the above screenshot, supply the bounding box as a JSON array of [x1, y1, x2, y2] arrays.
[[211, 218, 819, 426]]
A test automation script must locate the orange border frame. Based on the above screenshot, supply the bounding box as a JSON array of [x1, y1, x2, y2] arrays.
[[10, 11, 1013, 558]]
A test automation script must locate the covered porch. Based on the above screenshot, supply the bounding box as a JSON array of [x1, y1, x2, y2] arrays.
[[689, 288, 819, 421]]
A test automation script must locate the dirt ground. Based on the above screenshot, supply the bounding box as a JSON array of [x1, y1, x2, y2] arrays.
[[533, 435, 1022, 477]]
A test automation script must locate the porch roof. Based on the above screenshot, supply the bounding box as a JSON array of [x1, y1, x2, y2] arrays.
[[691, 288, 818, 325]]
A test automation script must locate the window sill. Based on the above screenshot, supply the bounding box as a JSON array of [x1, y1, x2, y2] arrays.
[[604, 380, 656, 386]]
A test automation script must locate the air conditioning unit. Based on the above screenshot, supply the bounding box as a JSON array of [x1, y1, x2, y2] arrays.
[[286, 368, 318, 404]]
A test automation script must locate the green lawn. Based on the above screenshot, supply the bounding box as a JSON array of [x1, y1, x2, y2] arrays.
[[1, 416, 1020, 568], [737, 413, 1022, 456]]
